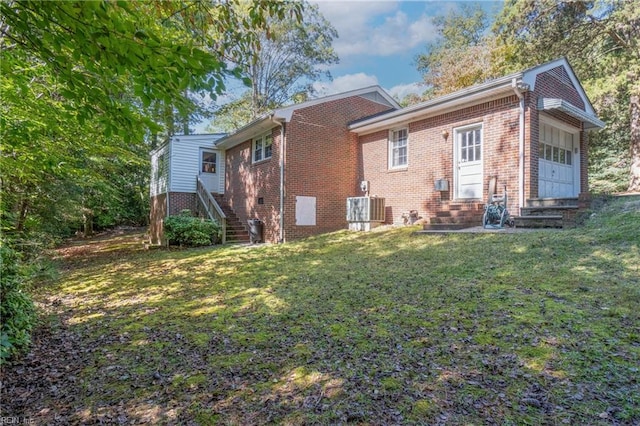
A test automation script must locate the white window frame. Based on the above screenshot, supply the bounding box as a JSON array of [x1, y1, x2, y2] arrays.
[[388, 127, 408, 169], [253, 132, 273, 163], [201, 150, 217, 174]]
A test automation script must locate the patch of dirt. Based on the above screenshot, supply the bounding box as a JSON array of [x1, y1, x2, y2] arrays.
[[53, 227, 148, 268]]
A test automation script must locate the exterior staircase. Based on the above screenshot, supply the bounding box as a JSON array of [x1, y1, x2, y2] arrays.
[[422, 202, 486, 230], [211, 194, 250, 243], [513, 198, 579, 228]]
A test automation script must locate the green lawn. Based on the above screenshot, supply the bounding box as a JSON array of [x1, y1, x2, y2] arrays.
[[4, 197, 640, 425]]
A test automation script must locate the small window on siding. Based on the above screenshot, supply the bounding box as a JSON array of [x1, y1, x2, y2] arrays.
[[253, 132, 273, 163], [389, 128, 408, 169]]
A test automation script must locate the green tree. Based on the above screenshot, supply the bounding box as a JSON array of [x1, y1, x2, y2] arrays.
[[493, 0, 640, 192], [0, 0, 301, 360], [414, 4, 500, 99], [1, 0, 302, 237], [209, 1, 338, 131]]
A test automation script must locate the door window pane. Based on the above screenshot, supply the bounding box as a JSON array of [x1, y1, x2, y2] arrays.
[[254, 138, 263, 162], [458, 127, 481, 163], [202, 152, 216, 173], [264, 134, 273, 159]]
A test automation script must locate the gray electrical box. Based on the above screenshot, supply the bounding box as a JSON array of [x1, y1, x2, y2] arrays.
[[434, 179, 449, 191]]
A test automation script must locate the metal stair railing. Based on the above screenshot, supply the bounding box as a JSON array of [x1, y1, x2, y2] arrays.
[[196, 176, 227, 244]]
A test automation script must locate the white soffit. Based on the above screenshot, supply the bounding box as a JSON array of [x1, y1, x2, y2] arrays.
[[538, 98, 605, 129]]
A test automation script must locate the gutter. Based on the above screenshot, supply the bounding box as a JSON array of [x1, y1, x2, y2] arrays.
[[512, 78, 528, 211], [350, 72, 522, 134]]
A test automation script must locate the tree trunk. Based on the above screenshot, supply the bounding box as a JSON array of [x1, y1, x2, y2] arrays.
[[83, 210, 94, 238], [629, 94, 640, 192], [16, 198, 29, 232]]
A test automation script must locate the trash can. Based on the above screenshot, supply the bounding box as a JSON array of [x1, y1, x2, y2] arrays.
[[247, 219, 263, 244]]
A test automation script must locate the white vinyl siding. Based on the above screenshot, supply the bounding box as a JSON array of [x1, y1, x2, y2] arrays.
[[150, 145, 169, 196], [151, 135, 225, 194], [216, 150, 225, 194], [389, 128, 408, 169]]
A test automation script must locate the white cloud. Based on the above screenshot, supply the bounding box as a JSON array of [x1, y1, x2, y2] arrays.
[[313, 73, 379, 96], [387, 82, 425, 100], [313, 1, 438, 58], [313, 73, 426, 102]]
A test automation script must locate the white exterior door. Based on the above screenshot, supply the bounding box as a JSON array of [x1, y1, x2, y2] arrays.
[[455, 125, 483, 199], [538, 123, 578, 198], [199, 149, 219, 193]]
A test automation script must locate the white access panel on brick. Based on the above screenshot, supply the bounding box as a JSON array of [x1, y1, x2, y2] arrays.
[[296, 196, 316, 226]]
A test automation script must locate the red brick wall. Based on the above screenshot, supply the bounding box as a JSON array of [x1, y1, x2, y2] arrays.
[[358, 95, 521, 223], [283, 97, 393, 241], [168, 192, 196, 215], [534, 66, 585, 110], [149, 192, 198, 244], [529, 66, 589, 199], [580, 130, 588, 195], [224, 95, 394, 243], [224, 128, 283, 243]]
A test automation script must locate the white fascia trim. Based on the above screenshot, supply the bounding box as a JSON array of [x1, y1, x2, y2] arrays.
[[350, 76, 519, 135], [214, 115, 276, 150], [215, 86, 399, 150], [173, 133, 226, 141], [274, 85, 400, 122], [538, 98, 605, 129]]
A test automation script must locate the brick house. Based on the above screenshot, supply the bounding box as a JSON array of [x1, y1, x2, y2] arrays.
[[150, 58, 604, 244]]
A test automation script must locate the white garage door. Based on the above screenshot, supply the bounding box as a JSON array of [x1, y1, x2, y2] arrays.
[[538, 123, 579, 198]]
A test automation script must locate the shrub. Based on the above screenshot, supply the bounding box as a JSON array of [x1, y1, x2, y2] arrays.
[[164, 210, 221, 247], [0, 243, 36, 363]]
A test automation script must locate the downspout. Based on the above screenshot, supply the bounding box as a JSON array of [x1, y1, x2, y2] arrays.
[[272, 117, 286, 243], [512, 79, 526, 211]]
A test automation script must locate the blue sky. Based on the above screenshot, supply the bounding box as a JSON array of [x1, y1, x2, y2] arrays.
[[311, 1, 503, 99], [197, 1, 502, 131]]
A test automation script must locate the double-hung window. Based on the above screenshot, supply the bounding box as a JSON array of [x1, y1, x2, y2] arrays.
[[389, 128, 408, 169], [253, 133, 273, 163]]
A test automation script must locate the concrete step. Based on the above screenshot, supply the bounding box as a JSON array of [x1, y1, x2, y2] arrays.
[[430, 217, 483, 225], [526, 198, 578, 208], [520, 206, 578, 216], [435, 210, 483, 218], [423, 223, 476, 231], [513, 215, 563, 228]]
